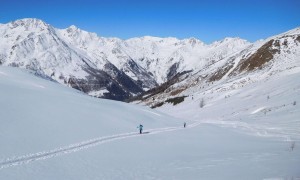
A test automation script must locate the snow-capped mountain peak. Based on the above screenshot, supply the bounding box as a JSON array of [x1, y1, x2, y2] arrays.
[[179, 37, 205, 48], [7, 18, 53, 32], [67, 25, 78, 31], [211, 37, 250, 47]]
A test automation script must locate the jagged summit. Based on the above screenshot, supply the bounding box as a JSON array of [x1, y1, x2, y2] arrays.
[[181, 38, 205, 47], [11, 18, 45, 24], [65, 25, 80, 33], [8, 18, 51, 30], [68, 25, 78, 30]]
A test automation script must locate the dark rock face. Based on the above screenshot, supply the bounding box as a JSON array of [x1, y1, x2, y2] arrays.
[[0, 54, 6, 65], [230, 40, 280, 75], [128, 70, 192, 103], [209, 64, 234, 82], [103, 62, 144, 94], [67, 65, 144, 101], [122, 59, 158, 89], [296, 35, 300, 43], [167, 62, 179, 80], [150, 96, 188, 108]]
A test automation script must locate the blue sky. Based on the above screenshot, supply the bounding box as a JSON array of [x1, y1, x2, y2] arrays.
[[1, 0, 299, 43]]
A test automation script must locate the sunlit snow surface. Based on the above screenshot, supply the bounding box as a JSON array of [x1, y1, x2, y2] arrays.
[[159, 68, 300, 141], [0, 66, 299, 180]]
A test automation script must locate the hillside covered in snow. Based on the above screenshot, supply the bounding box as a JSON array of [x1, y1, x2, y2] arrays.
[[0, 66, 299, 179], [134, 26, 300, 109]]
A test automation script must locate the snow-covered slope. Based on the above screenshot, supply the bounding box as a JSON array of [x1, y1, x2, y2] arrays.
[[122, 36, 250, 83], [0, 66, 180, 156], [132, 26, 300, 156], [1, 65, 299, 180], [0, 18, 145, 101], [0, 64, 300, 180], [136, 27, 300, 107], [158, 69, 300, 138], [136, 27, 300, 143]]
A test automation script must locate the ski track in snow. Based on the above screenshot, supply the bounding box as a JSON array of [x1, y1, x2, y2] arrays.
[[31, 83, 46, 89], [200, 120, 297, 141], [0, 121, 201, 170], [0, 71, 8, 76], [141, 109, 162, 116], [251, 107, 266, 114]]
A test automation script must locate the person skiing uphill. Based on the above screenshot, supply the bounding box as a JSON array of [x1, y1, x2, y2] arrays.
[[184, 122, 186, 128], [137, 124, 143, 134]]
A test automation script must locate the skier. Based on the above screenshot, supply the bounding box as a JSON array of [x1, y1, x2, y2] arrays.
[[184, 122, 186, 128], [137, 124, 143, 134]]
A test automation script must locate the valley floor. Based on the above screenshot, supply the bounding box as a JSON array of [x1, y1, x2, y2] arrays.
[[0, 122, 299, 180]]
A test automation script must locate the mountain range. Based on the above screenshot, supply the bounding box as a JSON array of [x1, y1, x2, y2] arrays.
[[0, 18, 299, 102]]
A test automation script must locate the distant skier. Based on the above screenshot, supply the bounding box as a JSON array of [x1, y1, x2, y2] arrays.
[[184, 122, 186, 128], [137, 124, 143, 134]]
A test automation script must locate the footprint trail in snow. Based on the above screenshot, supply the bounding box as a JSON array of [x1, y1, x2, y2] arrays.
[[0, 121, 201, 170]]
